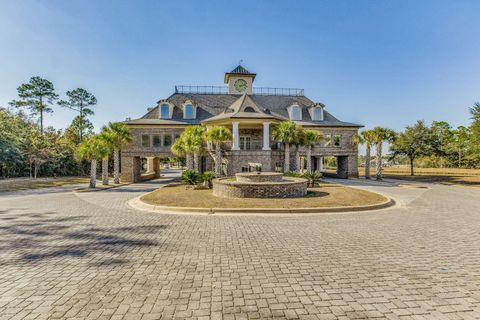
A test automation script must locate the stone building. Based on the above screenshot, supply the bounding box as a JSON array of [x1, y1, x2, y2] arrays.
[[121, 65, 362, 182]]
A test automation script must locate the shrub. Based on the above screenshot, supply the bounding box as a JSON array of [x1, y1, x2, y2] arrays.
[[302, 171, 322, 187], [283, 171, 301, 177], [199, 171, 215, 188], [180, 169, 199, 185]]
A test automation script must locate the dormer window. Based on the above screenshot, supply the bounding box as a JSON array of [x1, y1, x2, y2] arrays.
[[182, 101, 197, 119], [288, 104, 302, 121], [160, 103, 172, 119], [244, 106, 256, 113], [309, 103, 325, 121]]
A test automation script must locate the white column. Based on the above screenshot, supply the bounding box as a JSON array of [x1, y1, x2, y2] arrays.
[[232, 122, 240, 150], [262, 122, 271, 150], [319, 156, 324, 171], [146, 157, 154, 172]]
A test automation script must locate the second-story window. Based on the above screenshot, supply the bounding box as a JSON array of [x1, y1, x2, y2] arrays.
[[141, 135, 150, 147], [160, 103, 171, 119], [184, 104, 194, 119], [163, 134, 172, 147]]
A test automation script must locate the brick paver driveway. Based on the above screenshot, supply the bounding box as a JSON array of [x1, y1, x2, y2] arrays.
[[1, 173, 480, 320]]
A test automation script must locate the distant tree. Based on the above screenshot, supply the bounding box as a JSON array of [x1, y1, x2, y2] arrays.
[[469, 102, 480, 163], [303, 129, 322, 172], [448, 126, 472, 167], [272, 121, 300, 172], [431, 121, 452, 168], [65, 115, 95, 145], [58, 88, 97, 141], [204, 126, 232, 176], [371, 127, 396, 180], [101, 122, 132, 184], [391, 121, 436, 176], [10, 76, 58, 135]]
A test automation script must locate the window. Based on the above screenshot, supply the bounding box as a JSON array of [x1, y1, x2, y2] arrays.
[[244, 106, 256, 112], [141, 135, 150, 147], [160, 103, 171, 119], [152, 135, 161, 147], [333, 135, 341, 147], [290, 106, 302, 120], [240, 136, 251, 150], [163, 134, 172, 147], [313, 107, 323, 121], [184, 104, 194, 119], [324, 135, 331, 147]]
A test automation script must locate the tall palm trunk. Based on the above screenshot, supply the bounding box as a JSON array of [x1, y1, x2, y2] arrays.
[[295, 146, 301, 172], [193, 152, 200, 172], [90, 159, 97, 188], [284, 143, 290, 172], [306, 146, 312, 172], [214, 145, 222, 176], [365, 144, 371, 179], [102, 157, 109, 185], [113, 149, 120, 184], [375, 142, 383, 180], [186, 153, 194, 170]]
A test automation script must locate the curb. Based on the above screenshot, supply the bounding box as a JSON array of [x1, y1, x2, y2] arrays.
[[128, 196, 396, 216]]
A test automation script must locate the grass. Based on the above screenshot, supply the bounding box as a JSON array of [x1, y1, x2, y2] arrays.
[[141, 182, 387, 209], [358, 167, 480, 187], [0, 176, 90, 192]]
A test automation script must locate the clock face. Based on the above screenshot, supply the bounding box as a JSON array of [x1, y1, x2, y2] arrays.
[[234, 79, 248, 92]]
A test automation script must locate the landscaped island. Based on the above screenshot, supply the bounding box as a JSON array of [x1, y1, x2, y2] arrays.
[[141, 181, 387, 209]]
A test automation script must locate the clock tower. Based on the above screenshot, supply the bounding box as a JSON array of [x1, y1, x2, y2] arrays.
[[224, 65, 256, 94]]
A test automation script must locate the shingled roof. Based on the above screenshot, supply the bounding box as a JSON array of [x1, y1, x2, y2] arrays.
[[126, 93, 362, 128]]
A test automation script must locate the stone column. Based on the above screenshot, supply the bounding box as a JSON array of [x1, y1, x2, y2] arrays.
[[146, 157, 154, 173], [232, 122, 240, 150], [153, 157, 161, 178], [262, 122, 271, 151], [319, 156, 324, 171], [120, 156, 142, 183]]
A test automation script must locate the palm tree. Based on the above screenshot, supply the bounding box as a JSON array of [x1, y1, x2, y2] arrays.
[[181, 126, 205, 171], [204, 126, 232, 176], [272, 121, 300, 172], [370, 127, 396, 180], [172, 138, 187, 169], [76, 135, 109, 188], [353, 130, 376, 179], [293, 128, 305, 172], [303, 129, 323, 172], [101, 122, 132, 184], [98, 132, 112, 185]]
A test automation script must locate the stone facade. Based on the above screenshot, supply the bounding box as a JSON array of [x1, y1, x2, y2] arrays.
[[120, 66, 362, 183], [213, 177, 308, 198]]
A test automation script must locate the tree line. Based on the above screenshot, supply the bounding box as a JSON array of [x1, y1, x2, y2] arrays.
[[1, 76, 102, 178], [355, 102, 480, 177]]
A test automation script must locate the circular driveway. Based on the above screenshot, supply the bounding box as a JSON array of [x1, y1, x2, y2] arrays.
[[0, 174, 479, 319]]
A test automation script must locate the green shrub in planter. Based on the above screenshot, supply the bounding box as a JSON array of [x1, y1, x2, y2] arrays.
[[283, 171, 301, 177], [302, 171, 322, 187], [199, 171, 215, 188], [180, 169, 200, 185]]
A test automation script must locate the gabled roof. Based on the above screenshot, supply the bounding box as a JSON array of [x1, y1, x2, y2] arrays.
[[201, 94, 286, 123], [224, 65, 257, 83]]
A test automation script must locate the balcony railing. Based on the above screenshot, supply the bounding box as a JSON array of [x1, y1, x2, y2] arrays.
[[174, 85, 304, 96]]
